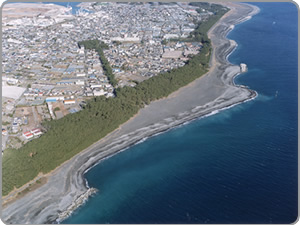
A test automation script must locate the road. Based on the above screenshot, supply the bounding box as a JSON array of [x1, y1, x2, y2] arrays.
[[31, 106, 38, 127]]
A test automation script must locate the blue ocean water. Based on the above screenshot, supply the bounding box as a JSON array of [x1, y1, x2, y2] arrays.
[[63, 3, 298, 224], [11, 2, 82, 14], [44, 2, 82, 14]]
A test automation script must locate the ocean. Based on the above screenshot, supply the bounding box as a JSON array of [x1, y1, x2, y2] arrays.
[[63, 3, 298, 224], [45, 2, 82, 14]]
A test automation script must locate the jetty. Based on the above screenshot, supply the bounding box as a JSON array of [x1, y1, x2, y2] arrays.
[[240, 63, 248, 72], [57, 188, 98, 222]]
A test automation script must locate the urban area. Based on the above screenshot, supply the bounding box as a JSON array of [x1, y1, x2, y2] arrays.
[[2, 2, 219, 151]]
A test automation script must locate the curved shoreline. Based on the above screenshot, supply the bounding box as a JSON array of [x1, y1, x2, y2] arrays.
[[2, 3, 260, 224]]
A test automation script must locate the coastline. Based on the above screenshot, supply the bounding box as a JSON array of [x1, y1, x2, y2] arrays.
[[2, 3, 260, 224]]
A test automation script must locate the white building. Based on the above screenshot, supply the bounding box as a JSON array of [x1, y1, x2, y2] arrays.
[[31, 128, 43, 136], [75, 80, 85, 85], [64, 99, 76, 105], [91, 84, 102, 89], [93, 89, 106, 96]]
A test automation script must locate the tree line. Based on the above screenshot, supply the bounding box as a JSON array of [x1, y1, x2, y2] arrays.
[[78, 39, 118, 87], [2, 6, 228, 196]]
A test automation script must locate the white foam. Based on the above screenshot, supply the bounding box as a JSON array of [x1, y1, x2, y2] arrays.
[[81, 7, 260, 204]]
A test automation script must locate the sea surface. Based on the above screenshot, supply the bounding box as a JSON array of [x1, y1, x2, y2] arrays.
[[44, 2, 82, 14], [63, 3, 298, 224]]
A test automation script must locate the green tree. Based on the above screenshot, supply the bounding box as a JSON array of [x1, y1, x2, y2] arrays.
[[2, 6, 229, 196]]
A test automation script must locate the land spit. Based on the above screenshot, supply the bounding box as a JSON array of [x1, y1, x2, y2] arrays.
[[2, 3, 260, 224]]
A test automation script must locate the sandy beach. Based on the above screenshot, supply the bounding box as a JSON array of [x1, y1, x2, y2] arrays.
[[2, 3, 260, 224]]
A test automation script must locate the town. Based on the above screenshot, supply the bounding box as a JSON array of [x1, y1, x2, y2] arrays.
[[2, 2, 219, 151]]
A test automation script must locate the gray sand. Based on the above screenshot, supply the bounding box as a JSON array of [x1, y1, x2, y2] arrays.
[[2, 3, 260, 224]]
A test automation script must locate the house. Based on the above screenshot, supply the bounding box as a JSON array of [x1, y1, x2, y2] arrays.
[[46, 96, 64, 103], [162, 50, 182, 59], [46, 97, 57, 103], [31, 128, 43, 136], [64, 99, 76, 105], [26, 96, 35, 101], [93, 89, 106, 96], [57, 80, 74, 85], [86, 91, 94, 97], [90, 84, 102, 89], [75, 80, 85, 86], [2, 129, 8, 136], [183, 50, 199, 57], [23, 131, 33, 139]]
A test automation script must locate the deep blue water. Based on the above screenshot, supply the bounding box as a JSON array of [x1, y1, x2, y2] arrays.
[[63, 3, 298, 224]]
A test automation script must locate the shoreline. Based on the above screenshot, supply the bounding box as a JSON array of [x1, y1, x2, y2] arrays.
[[2, 3, 260, 224], [82, 87, 257, 184]]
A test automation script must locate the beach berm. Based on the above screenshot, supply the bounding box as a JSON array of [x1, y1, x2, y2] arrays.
[[2, 2, 259, 224], [2, 3, 225, 198]]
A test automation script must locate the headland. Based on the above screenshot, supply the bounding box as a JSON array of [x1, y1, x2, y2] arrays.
[[2, 2, 260, 224]]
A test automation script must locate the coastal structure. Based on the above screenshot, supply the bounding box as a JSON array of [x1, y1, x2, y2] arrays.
[[2, 2, 260, 224], [240, 63, 247, 72], [57, 188, 98, 223]]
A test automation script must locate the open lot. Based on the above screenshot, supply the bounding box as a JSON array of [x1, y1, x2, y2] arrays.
[[52, 102, 69, 119], [2, 86, 26, 100]]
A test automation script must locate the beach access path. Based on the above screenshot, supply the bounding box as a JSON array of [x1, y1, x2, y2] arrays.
[[2, 3, 260, 224]]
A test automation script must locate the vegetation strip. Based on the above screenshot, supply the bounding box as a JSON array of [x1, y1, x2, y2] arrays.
[[2, 4, 228, 196], [78, 40, 118, 87]]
